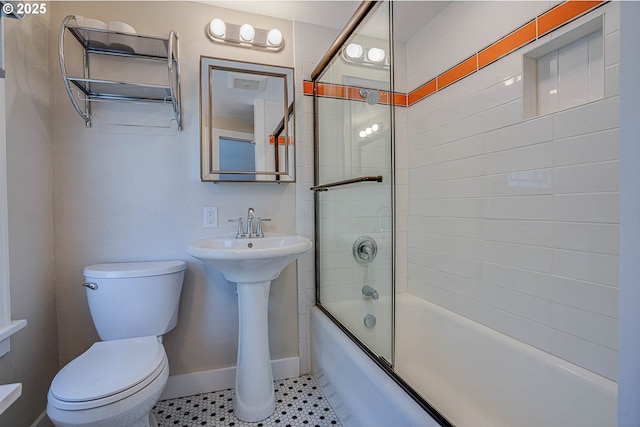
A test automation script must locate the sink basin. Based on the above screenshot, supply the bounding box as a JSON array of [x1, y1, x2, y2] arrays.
[[187, 233, 312, 283], [188, 232, 312, 422]]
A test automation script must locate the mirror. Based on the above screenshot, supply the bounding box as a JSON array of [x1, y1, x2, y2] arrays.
[[200, 57, 295, 182]]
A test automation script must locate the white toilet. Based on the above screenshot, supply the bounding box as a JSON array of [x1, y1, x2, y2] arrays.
[[47, 260, 186, 427]]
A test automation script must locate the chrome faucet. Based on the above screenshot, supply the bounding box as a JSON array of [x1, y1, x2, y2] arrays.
[[229, 207, 271, 238], [362, 284, 379, 300], [246, 207, 256, 236]]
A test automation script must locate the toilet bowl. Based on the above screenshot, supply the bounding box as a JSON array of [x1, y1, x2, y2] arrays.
[[47, 261, 186, 427], [47, 336, 168, 427]]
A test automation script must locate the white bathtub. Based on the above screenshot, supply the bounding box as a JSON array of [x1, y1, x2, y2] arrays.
[[319, 297, 393, 362], [310, 305, 439, 427], [396, 293, 617, 427], [312, 293, 617, 427]]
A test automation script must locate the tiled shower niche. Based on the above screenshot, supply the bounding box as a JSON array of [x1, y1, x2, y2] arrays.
[[524, 16, 604, 119]]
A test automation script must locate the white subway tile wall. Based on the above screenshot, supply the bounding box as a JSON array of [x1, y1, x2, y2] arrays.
[[296, 21, 341, 375], [403, 2, 619, 380]]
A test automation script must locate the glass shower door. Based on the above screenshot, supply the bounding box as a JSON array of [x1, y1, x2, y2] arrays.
[[312, 1, 394, 363]]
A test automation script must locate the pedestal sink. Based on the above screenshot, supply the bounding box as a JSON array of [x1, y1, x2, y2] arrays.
[[187, 233, 312, 422]]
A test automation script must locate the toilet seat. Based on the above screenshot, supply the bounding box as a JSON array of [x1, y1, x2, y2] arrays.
[[48, 336, 166, 411]]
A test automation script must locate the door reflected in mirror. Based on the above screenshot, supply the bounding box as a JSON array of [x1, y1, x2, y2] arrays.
[[200, 57, 295, 182]]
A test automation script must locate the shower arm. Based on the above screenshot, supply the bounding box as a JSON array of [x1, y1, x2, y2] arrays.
[[310, 175, 382, 192]]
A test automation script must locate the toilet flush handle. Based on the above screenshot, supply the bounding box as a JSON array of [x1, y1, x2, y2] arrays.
[[82, 282, 98, 290]]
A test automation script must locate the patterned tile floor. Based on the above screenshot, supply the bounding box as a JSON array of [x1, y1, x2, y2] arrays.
[[153, 375, 342, 427]]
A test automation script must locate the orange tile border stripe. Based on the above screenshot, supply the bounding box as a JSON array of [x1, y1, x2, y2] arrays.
[[478, 20, 537, 69], [378, 91, 408, 106], [310, 82, 407, 106], [304, 1, 606, 107], [408, 79, 436, 106], [538, 0, 603, 37], [316, 82, 344, 98], [269, 135, 293, 145], [393, 92, 408, 107], [316, 83, 363, 101], [303, 80, 313, 95], [437, 55, 478, 90]]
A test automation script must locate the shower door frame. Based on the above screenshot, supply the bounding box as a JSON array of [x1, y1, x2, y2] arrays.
[[312, 1, 394, 367], [310, 2, 453, 426]]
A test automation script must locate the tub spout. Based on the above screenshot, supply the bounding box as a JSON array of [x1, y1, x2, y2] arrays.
[[362, 284, 379, 300]]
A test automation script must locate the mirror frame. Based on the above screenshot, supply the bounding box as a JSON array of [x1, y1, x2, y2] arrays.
[[200, 56, 295, 183]]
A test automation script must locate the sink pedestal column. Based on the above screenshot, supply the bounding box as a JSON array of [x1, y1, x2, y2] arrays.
[[234, 280, 275, 422]]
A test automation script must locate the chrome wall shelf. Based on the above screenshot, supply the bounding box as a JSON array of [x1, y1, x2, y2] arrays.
[[59, 15, 182, 130]]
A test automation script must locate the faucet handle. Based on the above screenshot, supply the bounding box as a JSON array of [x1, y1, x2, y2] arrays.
[[255, 218, 271, 237], [228, 218, 245, 237]]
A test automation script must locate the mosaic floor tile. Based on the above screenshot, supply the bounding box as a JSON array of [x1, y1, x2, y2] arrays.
[[153, 375, 342, 427]]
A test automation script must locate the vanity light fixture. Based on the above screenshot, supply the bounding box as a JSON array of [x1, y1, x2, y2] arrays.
[[239, 23, 255, 42], [206, 18, 284, 52], [267, 28, 283, 47], [209, 18, 226, 37]]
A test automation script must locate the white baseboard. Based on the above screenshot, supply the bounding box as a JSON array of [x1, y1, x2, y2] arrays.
[[160, 356, 300, 401], [32, 410, 53, 427]]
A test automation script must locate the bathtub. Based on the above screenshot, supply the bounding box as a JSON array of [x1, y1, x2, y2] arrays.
[[312, 293, 617, 427], [395, 293, 617, 427], [310, 304, 439, 427]]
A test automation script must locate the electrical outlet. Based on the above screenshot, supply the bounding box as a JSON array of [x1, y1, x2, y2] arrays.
[[203, 207, 218, 229]]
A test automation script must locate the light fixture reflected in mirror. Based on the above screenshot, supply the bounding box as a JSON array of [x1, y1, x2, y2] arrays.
[[341, 43, 389, 69], [206, 18, 284, 52], [358, 122, 383, 139], [367, 47, 385, 63], [345, 43, 364, 59]]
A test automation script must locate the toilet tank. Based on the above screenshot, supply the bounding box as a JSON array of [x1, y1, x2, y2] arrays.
[[83, 260, 186, 341]]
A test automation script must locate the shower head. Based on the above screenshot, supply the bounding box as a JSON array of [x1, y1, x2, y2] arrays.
[[359, 88, 380, 105]]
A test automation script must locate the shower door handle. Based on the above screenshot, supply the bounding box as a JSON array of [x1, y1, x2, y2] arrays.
[[310, 175, 383, 192]]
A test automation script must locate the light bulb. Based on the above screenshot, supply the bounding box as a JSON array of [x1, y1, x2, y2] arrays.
[[267, 28, 283, 47], [359, 130, 367, 138], [367, 47, 385, 63], [371, 123, 380, 132], [209, 18, 226, 38], [239, 24, 255, 42], [365, 127, 373, 135], [345, 43, 363, 59]]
